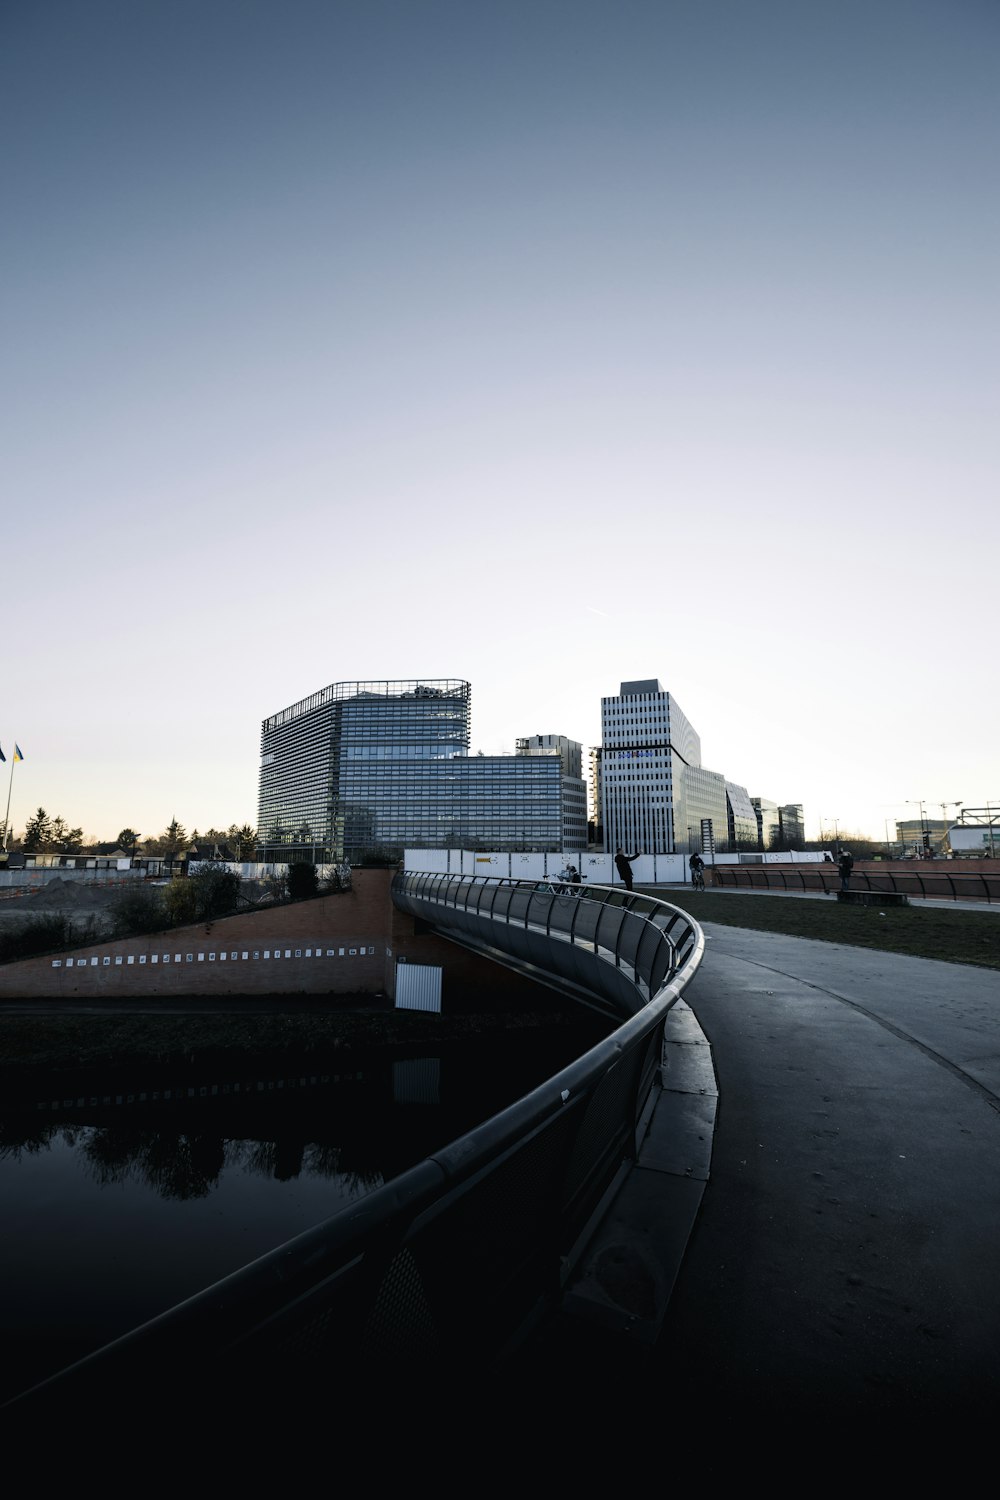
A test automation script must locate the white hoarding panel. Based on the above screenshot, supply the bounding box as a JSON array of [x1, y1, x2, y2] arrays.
[[470, 852, 510, 878], [395, 962, 443, 1013], [509, 852, 547, 881], [653, 854, 686, 884], [404, 849, 450, 872], [581, 854, 613, 886]]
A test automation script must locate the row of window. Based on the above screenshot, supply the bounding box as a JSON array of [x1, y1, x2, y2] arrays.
[[52, 945, 378, 968]]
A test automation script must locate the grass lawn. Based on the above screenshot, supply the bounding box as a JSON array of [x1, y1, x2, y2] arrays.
[[638, 887, 1000, 970]]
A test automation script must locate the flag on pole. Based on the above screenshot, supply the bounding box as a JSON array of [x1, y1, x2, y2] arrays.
[[13, 746, 23, 761]]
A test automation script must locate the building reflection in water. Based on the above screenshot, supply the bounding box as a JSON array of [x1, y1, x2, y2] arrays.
[[0, 1025, 598, 1402]]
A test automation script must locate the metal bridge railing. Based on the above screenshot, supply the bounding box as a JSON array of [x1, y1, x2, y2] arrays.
[[391, 871, 701, 1017], [5, 877, 703, 1412], [709, 864, 999, 904]]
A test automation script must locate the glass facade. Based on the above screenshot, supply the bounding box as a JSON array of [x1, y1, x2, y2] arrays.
[[257, 694, 340, 860], [751, 797, 781, 850], [726, 782, 760, 847], [777, 804, 805, 846], [258, 679, 576, 861], [516, 736, 588, 848], [336, 685, 470, 857], [682, 766, 729, 855]]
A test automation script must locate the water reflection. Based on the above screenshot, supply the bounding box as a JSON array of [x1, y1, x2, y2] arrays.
[[1, 1064, 433, 1200], [2, 1030, 588, 1197], [1, 1027, 599, 1401], [0, 1120, 384, 1200]]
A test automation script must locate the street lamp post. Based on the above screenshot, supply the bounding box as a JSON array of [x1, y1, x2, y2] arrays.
[[906, 799, 927, 856], [936, 800, 962, 857]]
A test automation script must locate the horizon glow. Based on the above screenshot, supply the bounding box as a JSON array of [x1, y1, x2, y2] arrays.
[[2, 1, 996, 845]]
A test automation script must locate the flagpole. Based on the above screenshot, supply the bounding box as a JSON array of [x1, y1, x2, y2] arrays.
[[2, 756, 14, 852]]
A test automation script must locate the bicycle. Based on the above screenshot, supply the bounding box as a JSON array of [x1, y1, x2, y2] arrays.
[[691, 864, 706, 891]]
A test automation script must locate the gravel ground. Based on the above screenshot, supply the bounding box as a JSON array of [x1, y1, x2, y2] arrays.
[[0, 877, 121, 937]]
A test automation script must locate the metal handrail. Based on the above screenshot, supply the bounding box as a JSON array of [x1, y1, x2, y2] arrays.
[[6, 875, 704, 1410], [391, 873, 697, 1016], [709, 865, 998, 903]]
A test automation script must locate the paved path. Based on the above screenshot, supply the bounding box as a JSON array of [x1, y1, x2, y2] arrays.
[[525, 924, 1000, 1434]]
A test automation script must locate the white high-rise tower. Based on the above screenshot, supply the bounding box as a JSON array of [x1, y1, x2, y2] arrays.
[[600, 679, 703, 855]]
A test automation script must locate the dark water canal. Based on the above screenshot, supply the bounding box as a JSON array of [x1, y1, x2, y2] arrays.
[[0, 1024, 596, 1404]]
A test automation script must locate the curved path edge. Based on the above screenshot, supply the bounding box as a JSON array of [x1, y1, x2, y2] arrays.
[[538, 997, 718, 1346]]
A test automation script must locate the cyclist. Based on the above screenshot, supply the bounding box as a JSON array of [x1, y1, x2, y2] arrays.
[[689, 851, 706, 891]]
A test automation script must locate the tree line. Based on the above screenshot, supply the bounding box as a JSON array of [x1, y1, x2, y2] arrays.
[[0, 859, 348, 966], [6, 812, 258, 859]]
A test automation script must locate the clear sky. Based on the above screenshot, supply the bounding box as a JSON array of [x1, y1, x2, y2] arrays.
[[3, 1, 997, 846]]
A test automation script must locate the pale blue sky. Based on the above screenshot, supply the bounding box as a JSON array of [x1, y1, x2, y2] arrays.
[[3, 1, 997, 844]]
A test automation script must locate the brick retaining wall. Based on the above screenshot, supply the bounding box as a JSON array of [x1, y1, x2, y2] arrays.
[[0, 871, 398, 1001], [0, 869, 557, 1009]]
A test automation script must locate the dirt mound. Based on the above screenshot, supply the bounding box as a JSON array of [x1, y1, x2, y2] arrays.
[[26, 877, 123, 909]]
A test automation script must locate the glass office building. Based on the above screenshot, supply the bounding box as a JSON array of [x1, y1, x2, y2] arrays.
[[777, 803, 805, 847], [751, 797, 781, 850], [258, 678, 577, 862], [682, 766, 729, 855], [726, 782, 760, 847]]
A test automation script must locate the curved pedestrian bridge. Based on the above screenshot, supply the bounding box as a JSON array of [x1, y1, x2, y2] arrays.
[[392, 869, 702, 1019], [4, 876, 704, 1414]]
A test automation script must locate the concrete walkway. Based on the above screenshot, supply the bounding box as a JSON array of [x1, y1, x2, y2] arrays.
[[523, 923, 1000, 1434]]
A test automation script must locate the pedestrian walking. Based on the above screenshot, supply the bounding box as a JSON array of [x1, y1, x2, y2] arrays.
[[838, 848, 854, 891], [614, 848, 641, 891], [568, 864, 582, 895]]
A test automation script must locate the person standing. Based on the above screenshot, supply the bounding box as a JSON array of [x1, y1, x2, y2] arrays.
[[614, 848, 640, 891], [838, 849, 854, 891]]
